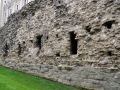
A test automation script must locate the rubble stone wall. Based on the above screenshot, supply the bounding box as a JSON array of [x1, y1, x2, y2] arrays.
[[0, 0, 120, 90]]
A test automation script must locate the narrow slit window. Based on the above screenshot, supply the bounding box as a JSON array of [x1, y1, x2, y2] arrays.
[[16, 5, 19, 10], [69, 31, 77, 55], [18, 43, 21, 56], [3, 43, 9, 57]]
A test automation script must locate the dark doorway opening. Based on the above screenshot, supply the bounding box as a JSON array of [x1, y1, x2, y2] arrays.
[[36, 35, 42, 49], [69, 31, 77, 55]]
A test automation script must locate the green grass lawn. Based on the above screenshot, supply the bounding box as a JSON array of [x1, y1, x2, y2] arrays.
[[0, 66, 81, 90]]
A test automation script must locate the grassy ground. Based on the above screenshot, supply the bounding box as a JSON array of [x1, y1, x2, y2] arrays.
[[0, 66, 81, 90]]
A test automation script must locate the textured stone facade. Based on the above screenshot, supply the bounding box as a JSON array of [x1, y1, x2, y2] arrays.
[[0, 0, 120, 90]]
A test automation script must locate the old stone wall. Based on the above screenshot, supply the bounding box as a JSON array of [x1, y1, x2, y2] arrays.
[[0, 0, 120, 90], [0, 61, 120, 90]]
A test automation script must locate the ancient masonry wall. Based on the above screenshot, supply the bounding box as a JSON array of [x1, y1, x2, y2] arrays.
[[0, 0, 120, 90]]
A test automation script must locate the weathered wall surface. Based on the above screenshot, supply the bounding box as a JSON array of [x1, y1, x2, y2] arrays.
[[0, 0, 120, 90]]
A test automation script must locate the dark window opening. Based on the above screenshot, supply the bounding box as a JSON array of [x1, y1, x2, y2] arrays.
[[56, 52, 60, 57], [107, 51, 112, 56], [3, 43, 9, 57], [69, 31, 77, 55], [18, 43, 21, 56], [16, 5, 19, 10], [36, 35, 42, 49]]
